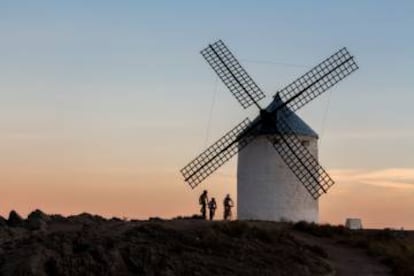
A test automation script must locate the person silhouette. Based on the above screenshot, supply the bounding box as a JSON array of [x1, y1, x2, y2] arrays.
[[208, 197, 217, 220], [223, 194, 234, 220], [199, 190, 208, 219]]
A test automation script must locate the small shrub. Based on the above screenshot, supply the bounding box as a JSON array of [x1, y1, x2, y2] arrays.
[[305, 244, 328, 258], [293, 221, 350, 238], [213, 221, 249, 238], [248, 226, 275, 243]]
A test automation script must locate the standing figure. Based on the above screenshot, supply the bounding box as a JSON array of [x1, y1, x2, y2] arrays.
[[208, 197, 217, 221], [223, 194, 234, 220], [199, 190, 208, 219]]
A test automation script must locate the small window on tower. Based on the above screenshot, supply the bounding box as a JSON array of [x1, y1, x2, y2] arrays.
[[301, 140, 310, 147]]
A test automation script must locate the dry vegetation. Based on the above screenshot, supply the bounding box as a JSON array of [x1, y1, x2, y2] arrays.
[[0, 210, 412, 275], [0, 210, 331, 276], [293, 221, 414, 276]]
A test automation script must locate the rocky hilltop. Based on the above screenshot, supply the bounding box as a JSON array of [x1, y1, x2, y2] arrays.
[[0, 210, 330, 275], [0, 210, 411, 275]]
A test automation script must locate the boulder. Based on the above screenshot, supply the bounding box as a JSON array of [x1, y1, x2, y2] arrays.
[[0, 215, 7, 227], [28, 209, 51, 222], [7, 210, 24, 227], [345, 218, 363, 230], [26, 210, 49, 230], [68, 213, 106, 225]]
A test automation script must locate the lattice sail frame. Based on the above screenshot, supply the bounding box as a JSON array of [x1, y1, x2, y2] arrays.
[[201, 40, 266, 109], [278, 47, 358, 113], [181, 118, 254, 188], [268, 110, 335, 199], [181, 40, 359, 196]]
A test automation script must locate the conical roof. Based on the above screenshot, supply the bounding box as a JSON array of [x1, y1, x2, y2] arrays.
[[250, 94, 318, 138]]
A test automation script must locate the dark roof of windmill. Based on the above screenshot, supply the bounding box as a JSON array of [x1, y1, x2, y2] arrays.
[[249, 94, 318, 138]]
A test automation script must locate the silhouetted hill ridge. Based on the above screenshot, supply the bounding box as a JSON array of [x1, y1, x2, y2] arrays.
[[0, 210, 411, 275]]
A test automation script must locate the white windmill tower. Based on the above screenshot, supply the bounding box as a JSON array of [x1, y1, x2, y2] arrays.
[[237, 95, 320, 222], [181, 40, 358, 222]]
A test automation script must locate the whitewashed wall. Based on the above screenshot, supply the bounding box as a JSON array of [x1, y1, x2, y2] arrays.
[[237, 135, 319, 222]]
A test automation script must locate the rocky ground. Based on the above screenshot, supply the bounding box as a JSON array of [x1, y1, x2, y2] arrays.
[[0, 210, 411, 275]]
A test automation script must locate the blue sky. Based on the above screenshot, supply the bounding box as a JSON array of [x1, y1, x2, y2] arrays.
[[0, 1, 414, 227]]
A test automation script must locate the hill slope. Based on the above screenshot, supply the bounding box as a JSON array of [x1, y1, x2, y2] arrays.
[[0, 211, 409, 275]]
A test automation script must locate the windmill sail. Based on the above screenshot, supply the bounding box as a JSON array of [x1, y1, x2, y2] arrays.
[[182, 40, 358, 203], [268, 112, 334, 199], [201, 40, 265, 109], [181, 118, 254, 189], [277, 47, 358, 113]]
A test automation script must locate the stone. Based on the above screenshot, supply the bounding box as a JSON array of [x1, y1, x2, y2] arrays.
[[28, 209, 51, 222], [7, 210, 24, 227], [345, 218, 363, 230]]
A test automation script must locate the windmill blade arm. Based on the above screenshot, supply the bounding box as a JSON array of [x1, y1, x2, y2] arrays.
[[268, 115, 335, 199], [181, 118, 255, 189], [277, 48, 359, 113], [201, 40, 265, 109]]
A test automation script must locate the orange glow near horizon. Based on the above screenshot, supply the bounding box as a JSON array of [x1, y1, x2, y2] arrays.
[[320, 169, 414, 230], [1, 166, 414, 230]]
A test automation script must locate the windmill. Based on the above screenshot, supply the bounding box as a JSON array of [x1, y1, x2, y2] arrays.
[[181, 40, 358, 222]]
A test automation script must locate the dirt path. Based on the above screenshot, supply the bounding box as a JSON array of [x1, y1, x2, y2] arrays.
[[293, 232, 392, 276]]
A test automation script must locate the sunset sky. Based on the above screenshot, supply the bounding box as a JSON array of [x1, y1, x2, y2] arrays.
[[1, 1, 414, 229]]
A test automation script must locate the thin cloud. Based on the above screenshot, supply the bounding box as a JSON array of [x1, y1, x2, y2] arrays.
[[331, 168, 414, 189], [328, 129, 414, 140]]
